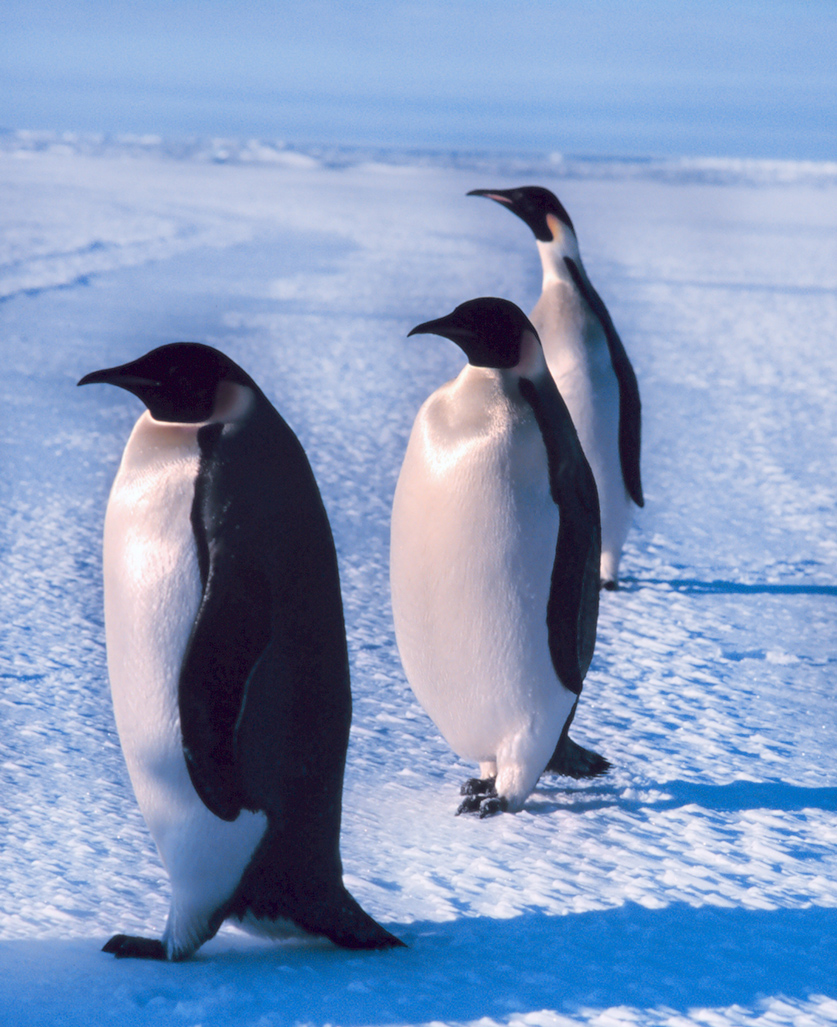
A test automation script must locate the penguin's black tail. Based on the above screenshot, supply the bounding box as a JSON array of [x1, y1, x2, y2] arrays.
[[226, 827, 406, 949], [318, 889, 406, 950], [545, 733, 612, 779]]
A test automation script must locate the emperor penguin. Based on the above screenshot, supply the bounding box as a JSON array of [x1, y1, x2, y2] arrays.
[[468, 186, 644, 589], [79, 343, 403, 960], [390, 298, 606, 817]]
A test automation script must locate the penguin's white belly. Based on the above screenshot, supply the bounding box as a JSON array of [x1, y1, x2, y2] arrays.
[[103, 413, 266, 954], [391, 374, 571, 771], [534, 290, 630, 577]]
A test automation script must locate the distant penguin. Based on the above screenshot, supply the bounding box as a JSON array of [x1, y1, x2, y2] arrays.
[[79, 343, 403, 960], [390, 298, 607, 817], [468, 187, 643, 589]]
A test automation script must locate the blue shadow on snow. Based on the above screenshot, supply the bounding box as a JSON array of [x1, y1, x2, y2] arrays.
[[529, 778, 837, 816], [619, 577, 837, 597]]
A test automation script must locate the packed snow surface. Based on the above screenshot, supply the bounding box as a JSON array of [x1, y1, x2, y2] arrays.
[[1, 132, 836, 1026]]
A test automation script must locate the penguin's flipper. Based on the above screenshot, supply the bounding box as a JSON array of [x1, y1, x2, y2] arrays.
[[178, 567, 272, 822], [563, 256, 644, 508], [518, 376, 601, 694]]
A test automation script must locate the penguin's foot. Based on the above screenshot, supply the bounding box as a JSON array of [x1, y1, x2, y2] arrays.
[[545, 735, 611, 779], [456, 792, 508, 818], [460, 776, 496, 796], [102, 934, 167, 960], [600, 578, 618, 591], [456, 779, 508, 817]]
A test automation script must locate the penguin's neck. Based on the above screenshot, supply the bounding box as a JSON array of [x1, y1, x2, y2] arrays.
[[209, 382, 254, 424], [536, 226, 581, 290], [455, 333, 549, 408], [121, 385, 255, 475]]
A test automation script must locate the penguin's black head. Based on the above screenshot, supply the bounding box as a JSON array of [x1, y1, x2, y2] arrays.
[[467, 186, 575, 242], [408, 297, 539, 370], [78, 342, 257, 423]]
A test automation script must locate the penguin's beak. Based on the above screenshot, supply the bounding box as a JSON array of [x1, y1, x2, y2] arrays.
[[407, 317, 444, 338], [78, 366, 160, 390], [408, 315, 474, 349], [467, 189, 515, 207], [408, 315, 483, 369]]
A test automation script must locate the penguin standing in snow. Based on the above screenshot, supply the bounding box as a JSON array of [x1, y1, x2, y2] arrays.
[[79, 343, 403, 960], [468, 187, 643, 589], [390, 298, 606, 817]]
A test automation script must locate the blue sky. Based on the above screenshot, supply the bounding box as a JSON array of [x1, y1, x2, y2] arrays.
[[2, 1, 835, 159]]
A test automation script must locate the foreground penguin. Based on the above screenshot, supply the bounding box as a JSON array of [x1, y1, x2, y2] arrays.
[[390, 299, 607, 816], [468, 187, 643, 588], [79, 343, 403, 960]]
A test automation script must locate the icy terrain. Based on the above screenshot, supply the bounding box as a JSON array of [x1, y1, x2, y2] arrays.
[[1, 132, 836, 1026]]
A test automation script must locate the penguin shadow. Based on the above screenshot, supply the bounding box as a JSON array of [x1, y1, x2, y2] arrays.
[[526, 777, 837, 816], [385, 903, 837, 1023], [192, 902, 836, 1024], [2, 903, 834, 1024], [616, 576, 837, 597]]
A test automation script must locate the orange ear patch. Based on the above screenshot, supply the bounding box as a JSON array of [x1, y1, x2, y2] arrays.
[[545, 213, 564, 243]]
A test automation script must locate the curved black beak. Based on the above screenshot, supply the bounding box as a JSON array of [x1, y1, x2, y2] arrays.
[[408, 313, 476, 350], [408, 316, 453, 339], [77, 365, 160, 390], [467, 188, 515, 206]]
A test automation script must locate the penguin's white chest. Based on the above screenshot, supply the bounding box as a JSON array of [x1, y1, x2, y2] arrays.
[[103, 413, 265, 944], [391, 369, 566, 764], [532, 280, 620, 446], [532, 277, 629, 582], [103, 414, 207, 820]]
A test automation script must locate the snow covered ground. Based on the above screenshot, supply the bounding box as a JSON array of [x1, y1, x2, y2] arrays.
[[1, 131, 836, 1026]]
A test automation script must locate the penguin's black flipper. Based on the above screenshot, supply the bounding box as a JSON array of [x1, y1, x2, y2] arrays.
[[518, 375, 601, 694], [178, 413, 298, 823], [563, 256, 643, 509], [178, 566, 272, 822]]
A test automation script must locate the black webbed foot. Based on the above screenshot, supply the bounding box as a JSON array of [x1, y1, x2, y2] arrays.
[[460, 776, 497, 797], [476, 795, 507, 818], [456, 780, 507, 817], [545, 735, 611, 779], [102, 934, 166, 960]]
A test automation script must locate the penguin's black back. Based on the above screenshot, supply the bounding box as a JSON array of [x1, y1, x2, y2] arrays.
[[178, 394, 402, 948]]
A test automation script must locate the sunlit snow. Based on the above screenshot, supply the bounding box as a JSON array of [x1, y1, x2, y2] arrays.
[[1, 131, 836, 1026]]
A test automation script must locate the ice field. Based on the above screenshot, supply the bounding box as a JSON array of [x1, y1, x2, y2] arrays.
[[0, 131, 836, 1025]]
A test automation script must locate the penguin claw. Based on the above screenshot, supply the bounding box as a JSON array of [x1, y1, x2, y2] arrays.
[[456, 785, 507, 818], [456, 794, 484, 815], [460, 776, 497, 796], [478, 796, 507, 818], [102, 934, 167, 960]]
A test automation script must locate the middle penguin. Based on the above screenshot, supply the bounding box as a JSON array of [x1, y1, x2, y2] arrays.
[[391, 298, 605, 817]]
